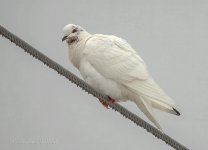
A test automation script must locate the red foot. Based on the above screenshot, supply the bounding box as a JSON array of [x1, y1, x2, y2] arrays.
[[99, 96, 115, 109], [99, 100, 109, 109]]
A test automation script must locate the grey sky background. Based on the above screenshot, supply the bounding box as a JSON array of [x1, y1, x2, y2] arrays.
[[0, 0, 208, 149]]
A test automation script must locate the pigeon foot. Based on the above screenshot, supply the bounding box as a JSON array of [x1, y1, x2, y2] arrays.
[[99, 96, 115, 109]]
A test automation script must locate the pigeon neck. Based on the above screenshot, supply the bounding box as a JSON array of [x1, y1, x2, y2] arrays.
[[78, 31, 91, 41], [67, 31, 91, 69]]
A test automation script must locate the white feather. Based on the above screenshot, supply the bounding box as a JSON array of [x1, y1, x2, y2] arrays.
[[63, 24, 180, 129]]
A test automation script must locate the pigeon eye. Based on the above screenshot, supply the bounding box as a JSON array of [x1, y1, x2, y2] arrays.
[[72, 29, 77, 33]]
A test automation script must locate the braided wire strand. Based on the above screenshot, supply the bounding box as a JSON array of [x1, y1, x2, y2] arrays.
[[0, 25, 189, 150]]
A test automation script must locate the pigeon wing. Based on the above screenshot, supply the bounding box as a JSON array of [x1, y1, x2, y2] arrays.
[[84, 34, 149, 82], [84, 34, 175, 106]]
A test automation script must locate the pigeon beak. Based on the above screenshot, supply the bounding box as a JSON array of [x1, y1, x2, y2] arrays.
[[62, 36, 68, 42]]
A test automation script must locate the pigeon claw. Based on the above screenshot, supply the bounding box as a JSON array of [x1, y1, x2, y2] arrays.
[[99, 96, 115, 109], [99, 100, 109, 109], [108, 96, 115, 104]]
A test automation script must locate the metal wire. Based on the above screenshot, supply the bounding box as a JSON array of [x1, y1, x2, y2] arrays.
[[0, 25, 189, 150]]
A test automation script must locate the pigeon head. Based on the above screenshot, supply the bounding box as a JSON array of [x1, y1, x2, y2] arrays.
[[62, 24, 84, 44]]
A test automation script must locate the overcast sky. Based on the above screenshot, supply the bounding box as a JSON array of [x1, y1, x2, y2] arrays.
[[1, 0, 208, 149]]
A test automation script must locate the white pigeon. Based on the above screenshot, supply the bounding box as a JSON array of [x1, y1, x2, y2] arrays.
[[62, 24, 180, 129]]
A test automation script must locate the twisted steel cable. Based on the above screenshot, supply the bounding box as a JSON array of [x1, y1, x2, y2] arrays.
[[0, 25, 189, 150]]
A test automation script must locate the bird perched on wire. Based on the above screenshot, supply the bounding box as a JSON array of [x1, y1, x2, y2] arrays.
[[62, 24, 180, 130]]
